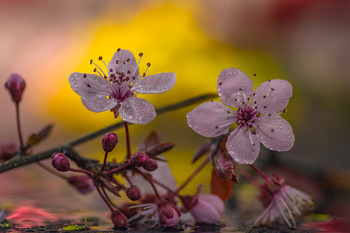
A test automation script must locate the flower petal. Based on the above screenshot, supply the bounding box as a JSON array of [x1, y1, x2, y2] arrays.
[[217, 68, 253, 107], [186, 101, 235, 137], [69, 72, 110, 97], [131, 72, 176, 94], [253, 79, 292, 114], [190, 195, 224, 223], [108, 49, 139, 79], [256, 114, 294, 151], [226, 127, 260, 164], [119, 96, 156, 124], [81, 95, 117, 112]]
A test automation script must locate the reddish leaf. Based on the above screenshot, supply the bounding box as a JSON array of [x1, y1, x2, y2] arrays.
[[26, 124, 54, 148], [210, 168, 234, 201], [138, 131, 161, 152], [146, 142, 175, 156]]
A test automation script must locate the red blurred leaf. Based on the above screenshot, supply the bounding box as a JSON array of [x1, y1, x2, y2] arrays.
[[146, 142, 175, 156], [210, 168, 234, 201], [138, 131, 161, 152], [26, 124, 53, 148]]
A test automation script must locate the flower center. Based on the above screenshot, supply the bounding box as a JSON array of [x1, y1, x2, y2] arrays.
[[235, 105, 259, 128]]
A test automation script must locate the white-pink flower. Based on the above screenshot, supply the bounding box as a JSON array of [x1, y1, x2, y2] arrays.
[[187, 68, 294, 164], [69, 49, 176, 124], [189, 194, 224, 224], [254, 175, 314, 227]]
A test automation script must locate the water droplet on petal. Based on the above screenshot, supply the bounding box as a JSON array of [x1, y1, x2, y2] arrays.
[[279, 125, 283, 129]]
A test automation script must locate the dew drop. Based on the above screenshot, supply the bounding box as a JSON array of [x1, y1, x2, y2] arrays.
[[279, 125, 283, 129]]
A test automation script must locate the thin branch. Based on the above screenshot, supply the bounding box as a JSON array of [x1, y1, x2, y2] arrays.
[[0, 93, 217, 173]]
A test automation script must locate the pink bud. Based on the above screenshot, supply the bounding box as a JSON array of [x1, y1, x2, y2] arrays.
[[215, 151, 239, 183], [4, 73, 26, 103], [126, 186, 142, 201], [102, 133, 118, 152], [51, 153, 70, 172], [158, 201, 181, 227], [68, 175, 94, 193], [189, 195, 224, 223], [129, 152, 148, 167], [143, 158, 158, 171], [111, 210, 128, 228]]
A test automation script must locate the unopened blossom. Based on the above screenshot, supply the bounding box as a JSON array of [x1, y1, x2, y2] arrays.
[[158, 201, 181, 227], [254, 175, 314, 227], [111, 210, 128, 228], [4, 73, 26, 103], [68, 175, 94, 193], [51, 153, 70, 172], [69, 49, 176, 124], [187, 68, 294, 164], [189, 194, 224, 223]]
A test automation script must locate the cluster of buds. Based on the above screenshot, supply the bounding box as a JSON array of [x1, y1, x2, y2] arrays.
[[129, 152, 158, 172]]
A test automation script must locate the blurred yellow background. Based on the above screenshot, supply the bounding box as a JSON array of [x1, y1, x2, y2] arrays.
[[1, 0, 349, 219]]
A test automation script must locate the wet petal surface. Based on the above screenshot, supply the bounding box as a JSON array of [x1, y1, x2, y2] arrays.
[[132, 72, 176, 94], [256, 114, 294, 151], [253, 79, 292, 114], [217, 68, 253, 107], [119, 96, 156, 124], [186, 101, 235, 137], [69, 73, 110, 97], [81, 95, 117, 112], [108, 49, 139, 80], [226, 127, 260, 164]]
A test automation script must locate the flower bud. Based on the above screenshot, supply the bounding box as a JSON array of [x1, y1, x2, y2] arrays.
[[158, 201, 181, 227], [4, 73, 26, 103], [102, 133, 118, 152], [143, 158, 158, 171], [215, 151, 239, 183], [51, 153, 70, 172], [68, 175, 94, 193], [189, 194, 224, 223], [0, 143, 18, 162], [111, 210, 128, 228], [126, 186, 142, 201], [129, 152, 148, 167]]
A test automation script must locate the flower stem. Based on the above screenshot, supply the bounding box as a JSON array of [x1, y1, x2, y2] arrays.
[[235, 165, 261, 188], [135, 168, 160, 199], [100, 151, 109, 172], [124, 121, 131, 159], [106, 162, 130, 175], [96, 185, 114, 211], [69, 167, 93, 176], [15, 103, 25, 152], [176, 157, 210, 194], [0, 93, 217, 173], [36, 162, 67, 179], [249, 164, 269, 181]]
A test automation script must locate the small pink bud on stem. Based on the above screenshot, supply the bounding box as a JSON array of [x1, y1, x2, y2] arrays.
[[143, 158, 158, 171], [111, 210, 128, 228], [68, 176, 95, 193], [102, 133, 118, 152], [129, 152, 148, 167], [4, 73, 26, 103], [51, 153, 70, 172], [126, 186, 142, 201]]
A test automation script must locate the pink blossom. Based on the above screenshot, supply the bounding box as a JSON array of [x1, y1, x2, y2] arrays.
[[187, 68, 294, 164], [189, 194, 224, 223], [69, 49, 176, 124], [254, 175, 314, 227]]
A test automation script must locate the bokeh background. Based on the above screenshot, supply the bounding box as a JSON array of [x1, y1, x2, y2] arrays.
[[1, 0, 349, 225]]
